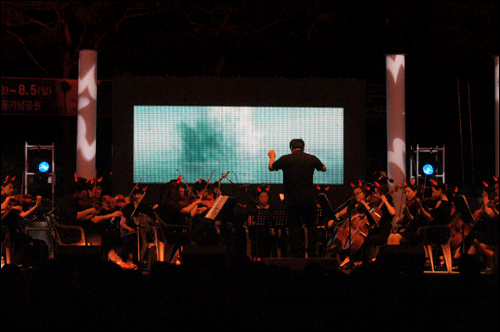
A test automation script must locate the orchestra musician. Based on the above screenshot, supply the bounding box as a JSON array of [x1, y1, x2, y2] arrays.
[[420, 180, 452, 226], [157, 179, 216, 252], [466, 182, 499, 271], [387, 182, 426, 246], [57, 175, 103, 245], [1, 176, 43, 266], [418, 180, 453, 269], [158, 179, 209, 227], [118, 185, 154, 268], [2, 176, 43, 227], [329, 184, 374, 269], [85, 178, 124, 259], [362, 182, 396, 263], [246, 187, 275, 258]]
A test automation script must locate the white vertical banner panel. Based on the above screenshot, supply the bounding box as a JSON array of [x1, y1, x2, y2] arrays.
[[386, 54, 406, 217], [495, 55, 499, 178], [76, 50, 98, 179]]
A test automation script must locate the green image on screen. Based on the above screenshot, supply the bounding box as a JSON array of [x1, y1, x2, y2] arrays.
[[134, 106, 343, 185]]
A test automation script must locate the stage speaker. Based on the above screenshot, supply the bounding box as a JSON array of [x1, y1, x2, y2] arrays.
[[182, 245, 229, 271], [378, 245, 426, 274]]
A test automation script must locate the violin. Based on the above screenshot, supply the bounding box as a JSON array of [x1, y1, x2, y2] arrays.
[[7, 194, 47, 206], [78, 196, 95, 209], [101, 194, 127, 211], [179, 189, 215, 208], [473, 196, 499, 222], [11, 194, 34, 204], [370, 185, 399, 226], [2, 194, 45, 221]]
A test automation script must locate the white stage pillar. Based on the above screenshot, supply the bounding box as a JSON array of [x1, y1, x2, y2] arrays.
[[386, 54, 406, 217], [76, 49, 98, 180]]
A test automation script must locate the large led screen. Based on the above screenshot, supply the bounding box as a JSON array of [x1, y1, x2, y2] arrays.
[[112, 76, 366, 200], [133, 106, 343, 184]]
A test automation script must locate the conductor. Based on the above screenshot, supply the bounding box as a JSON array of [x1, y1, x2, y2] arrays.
[[268, 138, 326, 258]]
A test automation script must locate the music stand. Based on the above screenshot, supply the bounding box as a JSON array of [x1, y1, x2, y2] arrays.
[[256, 209, 270, 227], [252, 209, 270, 257], [452, 195, 476, 255], [272, 209, 288, 228], [314, 206, 331, 257], [317, 193, 335, 221], [315, 206, 323, 224], [272, 209, 288, 257]]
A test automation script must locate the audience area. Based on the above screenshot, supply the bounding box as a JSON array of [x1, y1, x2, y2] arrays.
[[2, 251, 498, 331]]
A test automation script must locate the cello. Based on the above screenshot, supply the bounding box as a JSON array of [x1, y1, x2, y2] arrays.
[[327, 188, 372, 255], [450, 195, 498, 255]]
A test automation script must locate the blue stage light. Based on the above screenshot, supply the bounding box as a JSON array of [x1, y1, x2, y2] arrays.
[[422, 164, 434, 176], [38, 161, 50, 173]]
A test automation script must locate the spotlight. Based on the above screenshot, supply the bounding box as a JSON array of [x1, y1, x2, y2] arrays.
[[38, 161, 50, 173], [28, 147, 52, 175], [29, 157, 52, 175], [422, 164, 434, 176]]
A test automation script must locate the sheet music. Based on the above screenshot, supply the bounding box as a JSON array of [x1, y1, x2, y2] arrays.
[[204, 195, 229, 220]]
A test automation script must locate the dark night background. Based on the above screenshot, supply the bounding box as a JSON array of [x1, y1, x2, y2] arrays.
[[1, 1, 499, 198]]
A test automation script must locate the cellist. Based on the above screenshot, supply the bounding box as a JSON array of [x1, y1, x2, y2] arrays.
[[329, 184, 374, 269]]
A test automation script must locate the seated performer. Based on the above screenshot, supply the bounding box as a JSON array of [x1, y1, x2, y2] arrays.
[[329, 184, 374, 269], [118, 185, 155, 268], [387, 182, 426, 246], [466, 182, 499, 270], [1, 176, 43, 266], [246, 187, 275, 258], [361, 182, 396, 263], [157, 179, 212, 262]]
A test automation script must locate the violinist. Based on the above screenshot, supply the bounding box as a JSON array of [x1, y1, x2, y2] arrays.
[[419, 180, 452, 226], [362, 182, 396, 263], [158, 179, 208, 226], [387, 182, 425, 246], [162, 178, 229, 262], [120, 185, 154, 234], [57, 176, 102, 245], [118, 185, 155, 266], [86, 181, 123, 228], [2, 177, 43, 226], [2, 176, 43, 267], [418, 180, 453, 269], [85, 180, 124, 257], [466, 183, 499, 271]]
